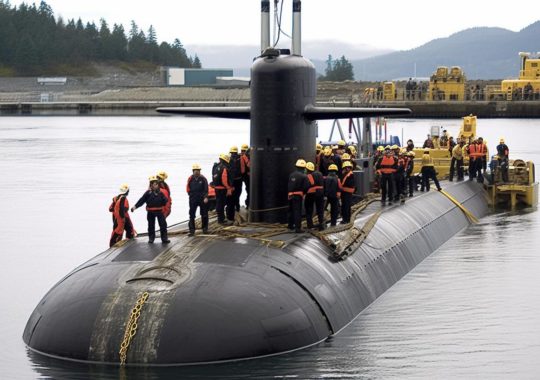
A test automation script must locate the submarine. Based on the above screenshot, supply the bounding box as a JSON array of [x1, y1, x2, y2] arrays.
[[23, 0, 489, 366]]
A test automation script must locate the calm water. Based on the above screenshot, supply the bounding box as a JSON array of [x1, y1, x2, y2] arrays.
[[0, 116, 539, 379]]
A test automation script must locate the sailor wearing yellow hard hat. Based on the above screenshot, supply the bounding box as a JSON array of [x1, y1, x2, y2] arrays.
[[131, 176, 170, 244], [287, 159, 309, 233], [186, 164, 209, 236]]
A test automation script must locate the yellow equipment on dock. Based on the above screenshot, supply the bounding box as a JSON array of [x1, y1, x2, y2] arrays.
[[487, 52, 540, 100], [428, 66, 466, 101]]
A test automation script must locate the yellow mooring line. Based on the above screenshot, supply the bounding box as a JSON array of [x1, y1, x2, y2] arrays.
[[438, 189, 479, 224], [119, 291, 149, 365]]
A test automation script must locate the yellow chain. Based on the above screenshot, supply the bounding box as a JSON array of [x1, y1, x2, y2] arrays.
[[119, 291, 149, 365]]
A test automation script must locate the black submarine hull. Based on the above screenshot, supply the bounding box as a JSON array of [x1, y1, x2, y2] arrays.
[[23, 181, 487, 365]]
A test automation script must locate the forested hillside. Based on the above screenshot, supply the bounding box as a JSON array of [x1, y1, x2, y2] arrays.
[[0, 0, 200, 75]]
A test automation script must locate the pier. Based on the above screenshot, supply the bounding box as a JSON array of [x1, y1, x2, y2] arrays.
[[2, 99, 540, 117]]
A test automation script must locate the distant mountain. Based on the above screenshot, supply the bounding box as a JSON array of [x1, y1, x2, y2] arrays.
[[352, 21, 540, 80], [185, 41, 392, 77]]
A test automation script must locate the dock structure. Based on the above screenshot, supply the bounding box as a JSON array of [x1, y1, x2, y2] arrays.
[[2, 100, 540, 117]]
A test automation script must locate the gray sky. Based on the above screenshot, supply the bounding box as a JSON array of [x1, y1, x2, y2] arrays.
[[11, 0, 540, 50]]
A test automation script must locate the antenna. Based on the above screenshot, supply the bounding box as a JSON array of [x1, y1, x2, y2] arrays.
[[261, 0, 270, 53], [292, 0, 301, 55]]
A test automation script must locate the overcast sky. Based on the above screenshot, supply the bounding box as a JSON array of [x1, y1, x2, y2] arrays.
[[11, 0, 540, 50]]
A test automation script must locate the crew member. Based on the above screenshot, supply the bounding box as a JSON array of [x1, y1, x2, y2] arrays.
[[157, 171, 172, 218], [406, 139, 415, 152], [450, 139, 465, 181], [405, 151, 415, 197], [496, 137, 510, 183], [240, 144, 251, 207], [423, 134, 434, 149], [337, 140, 347, 156], [324, 164, 341, 227], [186, 164, 209, 236], [395, 148, 406, 201], [315, 143, 323, 171], [109, 183, 136, 247], [440, 130, 449, 147], [320, 147, 335, 177], [376, 148, 397, 205], [340, 161, 356, 223], [305, 162, 325, 231], [229, 146, 243, 212], [347, 145, 357, 159], [213, 153, 234, 224], [131, 176, 169, 244], [287, 159, 309, 233], [421, 150, 442, 191], [470, 137, 487, 183]]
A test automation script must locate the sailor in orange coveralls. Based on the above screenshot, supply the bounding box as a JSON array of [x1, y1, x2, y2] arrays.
[[109, 183, 136, 247], [157, 170, 172, 218]]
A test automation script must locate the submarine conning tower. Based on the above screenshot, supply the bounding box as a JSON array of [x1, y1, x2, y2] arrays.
[[251, 0, 314, 223], [250, 51, 317, 223]]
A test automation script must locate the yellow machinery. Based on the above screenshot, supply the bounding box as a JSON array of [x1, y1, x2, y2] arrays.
[[488, 160, 538, 208], [501, 52, 540, 100], [487, 52, 540, 100], [428, 66, 466, 101], [457, 114, 477, 143], [412, 114, 477, 178], [383, 81, 396, 100]]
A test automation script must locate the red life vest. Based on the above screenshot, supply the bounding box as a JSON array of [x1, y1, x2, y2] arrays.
[[307, 173, 323, 194], [340, 171, 355, 194], [240, 154, 250, 175], [379, 156, 397, 174]]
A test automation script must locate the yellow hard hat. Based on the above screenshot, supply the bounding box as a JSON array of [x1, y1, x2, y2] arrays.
[[400, 148, 407, 154], [192, 163, 201, 170], [306, 162, 315, 171], [348, 145, 357, 153], [316, 143, 323, 151], [328, 164, 338, 171], [342, 161, 353, 169], [119, 183, 129, 194], [324, 147, 332, 156], [342, 153, 351, 160], [241, 144, 249, 151], [377, 146, 384, 151], [499, 137, 505, 143], [295, 159, 307, 168], [148, 175, 158, 182], [156, 170, 168, 180], [332, 145, 338, 150], [408, 151, 416, 157], [230, 146, 238, 153], [391, 144, 399, 150], [219, 153, 230, 163], [384, 145, 391, 150], [337, 140, 346, 147]]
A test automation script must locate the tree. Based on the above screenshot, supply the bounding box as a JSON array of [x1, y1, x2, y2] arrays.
[[321, 55, 354, 81]]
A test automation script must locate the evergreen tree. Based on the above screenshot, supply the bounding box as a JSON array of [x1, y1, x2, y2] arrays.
[[0, 1, 201, 74], [321, 55, 354, 81]]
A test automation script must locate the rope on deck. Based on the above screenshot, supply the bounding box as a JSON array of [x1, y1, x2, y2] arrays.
[[438, 189, 479, 224]]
